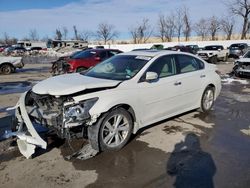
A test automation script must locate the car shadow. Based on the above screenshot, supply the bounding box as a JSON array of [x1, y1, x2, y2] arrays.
[[166, 133, 216, 188]]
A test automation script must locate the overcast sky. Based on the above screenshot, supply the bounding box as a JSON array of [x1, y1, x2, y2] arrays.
[[0, 0, 232, 40]]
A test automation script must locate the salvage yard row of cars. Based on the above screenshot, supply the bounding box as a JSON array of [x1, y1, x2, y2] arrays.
[[0, 42, 250, 75]]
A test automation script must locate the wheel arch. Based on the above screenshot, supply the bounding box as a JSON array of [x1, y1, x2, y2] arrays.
[[108, 103, 136, 123], [0, 62, 15, 68]]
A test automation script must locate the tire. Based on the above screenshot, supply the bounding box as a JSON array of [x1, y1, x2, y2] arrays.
[[210, 56, 217, 64], [223, 54, 228, 62], [200, 86, 215, 113], [0, 64, 12, 74], [76, 67, 87, 72], [98, 108, 133, 151]]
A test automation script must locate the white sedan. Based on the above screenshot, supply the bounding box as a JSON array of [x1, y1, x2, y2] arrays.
[[13, 50, 221, 158]]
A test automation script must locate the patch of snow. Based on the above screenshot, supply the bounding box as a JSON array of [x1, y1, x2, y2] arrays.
[[221, 77, 249, 85]]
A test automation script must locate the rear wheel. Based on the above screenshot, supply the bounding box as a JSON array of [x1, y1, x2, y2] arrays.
[[99, 108, 133, 151], [223, 54, 228, 62], [201, 86, 215, 113], [0, 64, 12, 74]]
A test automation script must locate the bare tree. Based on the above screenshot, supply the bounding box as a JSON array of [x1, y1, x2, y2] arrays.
[[129, 18, 153, 44], [62, 27, 68, 40], [194, 18, 209, 41], [96, 22, 118, 44], [156, 14, 167, 42], [175, 8, 184, 42], [1, 32, 17, 45], [129, 26, 139, 44], [182, 6, 191, 41], [3, 32, 10, 44], [79, 31, 92, 42], [208, 16, 221, 40], [29, 29, 39, 41], [227, 0, 250, 39], [73, 25, 79, 40], [164, 14, 176, 42], [221, 16, 235, 40], [55, 29, 62, 40]]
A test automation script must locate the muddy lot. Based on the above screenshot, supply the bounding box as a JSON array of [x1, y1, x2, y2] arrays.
[[1, 62, 250, 188]]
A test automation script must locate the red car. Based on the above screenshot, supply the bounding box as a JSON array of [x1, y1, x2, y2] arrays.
[[67, 49, 122, 72]]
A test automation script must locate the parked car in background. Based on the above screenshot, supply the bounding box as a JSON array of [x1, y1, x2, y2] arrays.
[[186, 45, 199, 54], [164, 45, 194, 54], [0, 45, 9, 52], [4, 46, 26, 55], [13, 50, 221, 159], [51, 50, 84, 75], [197, 45, 229, 64], [229, 43, 249, 59], [232, 50, 250, 77], [0, 56, 24, 74], [66, 49, 122, 72]]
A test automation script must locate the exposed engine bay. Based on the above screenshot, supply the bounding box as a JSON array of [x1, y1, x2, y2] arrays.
[[233, 61, 250, 77], [13, 90, 100, 159]]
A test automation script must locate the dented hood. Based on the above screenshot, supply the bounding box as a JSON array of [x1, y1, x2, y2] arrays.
[[32, 73, 121, 96]]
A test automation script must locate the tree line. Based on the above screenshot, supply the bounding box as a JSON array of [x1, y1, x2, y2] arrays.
[[1, 0, 250, 45]]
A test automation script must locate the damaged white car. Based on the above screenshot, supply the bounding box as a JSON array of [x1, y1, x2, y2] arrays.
[[12, 50, 221, 159]]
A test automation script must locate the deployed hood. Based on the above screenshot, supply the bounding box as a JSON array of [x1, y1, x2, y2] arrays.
[[32, 73, 121, 96]]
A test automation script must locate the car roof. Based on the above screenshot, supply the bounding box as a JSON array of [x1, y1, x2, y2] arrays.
[[89, 48, 121, 52], [119, 50, 187, 58]]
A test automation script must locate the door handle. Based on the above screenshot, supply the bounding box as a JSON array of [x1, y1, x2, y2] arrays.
[[174, 81, 182, 86], [200, 74, 206, 78]]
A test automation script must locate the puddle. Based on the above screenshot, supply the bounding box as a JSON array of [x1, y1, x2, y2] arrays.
[[65, 140, 170, 187], [0, 81, 32, 95]]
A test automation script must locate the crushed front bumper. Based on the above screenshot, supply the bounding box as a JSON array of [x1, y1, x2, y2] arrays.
[[13, 92, 47, 159]]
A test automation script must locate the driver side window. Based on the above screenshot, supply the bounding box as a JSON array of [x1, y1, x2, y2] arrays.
[[147, 55, 177, 78]]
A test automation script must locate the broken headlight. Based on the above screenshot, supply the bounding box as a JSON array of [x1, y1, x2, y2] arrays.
[[64, 98, 98, 125]]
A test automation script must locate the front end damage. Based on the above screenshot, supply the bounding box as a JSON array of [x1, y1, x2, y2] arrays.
[[233, 61, 250, 77], [13, 90, 99, 159]]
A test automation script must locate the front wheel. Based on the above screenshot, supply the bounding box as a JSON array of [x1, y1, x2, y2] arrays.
[[99, 108, 133, 151], [210, 56, 217, 64], [200, 86, 215, 113], [0, 64, 12, 74]]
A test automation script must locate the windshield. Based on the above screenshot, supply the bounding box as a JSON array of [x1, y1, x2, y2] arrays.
[[72, 50, 96, 59], [243, 51, 250, 58], [83, 55, 151, 80], [230, 44, 246, 50], [204, 46, 223, 50]]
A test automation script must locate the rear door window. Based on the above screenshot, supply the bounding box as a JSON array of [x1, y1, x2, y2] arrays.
[[177, 55, 204, 73]]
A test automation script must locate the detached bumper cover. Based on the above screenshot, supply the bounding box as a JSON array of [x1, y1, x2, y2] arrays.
[[14, 92, 47, 158]]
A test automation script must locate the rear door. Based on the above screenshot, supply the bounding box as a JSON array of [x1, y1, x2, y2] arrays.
[[175, 54, 206, 109]]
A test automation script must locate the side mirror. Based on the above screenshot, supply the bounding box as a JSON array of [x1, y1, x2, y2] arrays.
[[239, 55, 243, 59], [145, 72, 158, 81]]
